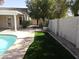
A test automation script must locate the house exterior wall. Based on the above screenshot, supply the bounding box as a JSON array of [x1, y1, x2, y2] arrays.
[[31, 19, 44, 25], [0, 15, 13, 29], [0, 8, 28, 29], [31, 19, 37, 25], [0, 15, 24, 29], [0, 16, 5, 28]]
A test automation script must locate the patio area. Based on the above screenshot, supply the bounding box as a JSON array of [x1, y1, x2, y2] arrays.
[[0, 29, 35, 59]]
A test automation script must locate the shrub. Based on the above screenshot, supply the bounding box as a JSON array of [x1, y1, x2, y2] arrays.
[[21, 20, 30, 28]]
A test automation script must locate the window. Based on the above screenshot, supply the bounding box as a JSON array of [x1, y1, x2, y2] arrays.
[[8, 17, 11, 27]]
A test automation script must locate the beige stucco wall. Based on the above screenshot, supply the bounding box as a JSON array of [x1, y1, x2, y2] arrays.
[[0, 15, 23, 29], [31, 19, 44, 25], [0, 15, 17, 29]]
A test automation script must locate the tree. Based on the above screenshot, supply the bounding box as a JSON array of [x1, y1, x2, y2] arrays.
[[26, 0, 68, 25], [26, 0, 56, 25], [52, 0, 68, 19], [70, 0, 79, 16], [26, 0, 41, 25]]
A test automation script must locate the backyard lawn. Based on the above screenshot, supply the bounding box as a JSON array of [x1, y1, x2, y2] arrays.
[[23, 31, 75, 59]]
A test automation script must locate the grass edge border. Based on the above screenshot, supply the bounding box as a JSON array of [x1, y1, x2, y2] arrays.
[[47, 31, 77, 59]]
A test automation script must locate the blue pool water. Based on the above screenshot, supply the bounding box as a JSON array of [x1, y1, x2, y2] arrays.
[[0, 34, 16, 55]]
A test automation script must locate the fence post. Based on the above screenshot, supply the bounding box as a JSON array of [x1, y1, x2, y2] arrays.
[[57, 19, 59, 36]]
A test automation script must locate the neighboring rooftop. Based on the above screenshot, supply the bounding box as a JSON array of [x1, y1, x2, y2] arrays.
[[0, 7, 28, 12]]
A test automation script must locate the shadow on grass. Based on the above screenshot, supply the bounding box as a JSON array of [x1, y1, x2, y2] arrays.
[[23, 31, 75, 59]]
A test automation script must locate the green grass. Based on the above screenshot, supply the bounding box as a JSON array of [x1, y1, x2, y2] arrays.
[[23, 31, 75, 59]]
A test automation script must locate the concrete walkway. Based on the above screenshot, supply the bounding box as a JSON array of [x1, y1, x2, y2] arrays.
[[0, 29, 35, 59]]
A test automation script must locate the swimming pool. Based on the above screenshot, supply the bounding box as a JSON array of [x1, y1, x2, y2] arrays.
[[0, 34, 16, 55]]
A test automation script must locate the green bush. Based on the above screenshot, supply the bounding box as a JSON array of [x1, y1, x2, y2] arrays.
[[21, 20, 30, 28]]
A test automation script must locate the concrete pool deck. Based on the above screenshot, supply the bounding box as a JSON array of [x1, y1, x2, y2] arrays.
[[0, 29, 35, 59]]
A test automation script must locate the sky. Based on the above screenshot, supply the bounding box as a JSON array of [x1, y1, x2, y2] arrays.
[[0, 0, 26, 8]]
